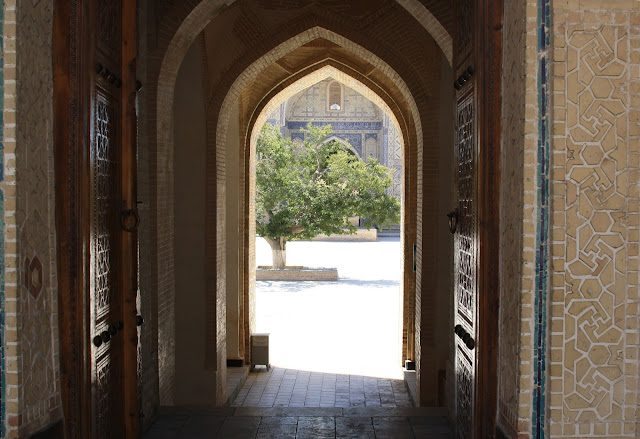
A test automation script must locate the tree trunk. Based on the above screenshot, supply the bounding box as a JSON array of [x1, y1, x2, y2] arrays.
[[265, 237, 286, 269]]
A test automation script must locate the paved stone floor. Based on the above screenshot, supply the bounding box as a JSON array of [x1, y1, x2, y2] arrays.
[[143, 239, 454, 437], [231, 366, 413, 408], [142, 406, 453, 438]]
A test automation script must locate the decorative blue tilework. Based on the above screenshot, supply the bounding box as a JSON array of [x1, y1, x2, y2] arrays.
[[333, 133, 362, 155], [290, 132, 305, 143], [533, 0, 550, 438], [0, 1, 6, 435], [286, 121, 383, 131], [0, 190, 4, 439]]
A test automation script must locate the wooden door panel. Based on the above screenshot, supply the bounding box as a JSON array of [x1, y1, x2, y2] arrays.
[[454, 0, 477, 438], [89, 0, 128, 436], [456, 348, 474, 439], [454, 86, 477, 439], [55, 0, 138, 436], [453, 0, 502, 437]]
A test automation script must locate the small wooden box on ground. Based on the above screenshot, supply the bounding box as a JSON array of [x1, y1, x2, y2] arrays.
[[251, 333, 270, 370]]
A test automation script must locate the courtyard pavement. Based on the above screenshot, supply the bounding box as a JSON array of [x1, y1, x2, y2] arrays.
[[254, 237, 404, 379]]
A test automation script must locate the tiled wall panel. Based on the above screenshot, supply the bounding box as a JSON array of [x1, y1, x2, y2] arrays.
[[11, 0, 62, 436], [549, 4, 640, 438]]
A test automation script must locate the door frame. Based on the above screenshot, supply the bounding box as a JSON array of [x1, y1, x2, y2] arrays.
[[474, 0, 503, 437], [54, 1, 92, 436]]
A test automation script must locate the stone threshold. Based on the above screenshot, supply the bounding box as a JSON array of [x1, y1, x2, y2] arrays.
[[404, 369, 418, 407], [226, 366, 250, 405]]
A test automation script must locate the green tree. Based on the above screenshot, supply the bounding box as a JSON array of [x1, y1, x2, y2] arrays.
[[256, 122, 400, 269]]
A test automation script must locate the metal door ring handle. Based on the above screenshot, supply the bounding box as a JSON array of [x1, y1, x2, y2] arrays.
[[121, 209, 140, 232]]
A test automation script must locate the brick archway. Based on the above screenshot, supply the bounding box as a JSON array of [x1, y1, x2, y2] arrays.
[[208, 25, 426, 405], [144, 0, 454, 408], [243, 63, 412, 371]]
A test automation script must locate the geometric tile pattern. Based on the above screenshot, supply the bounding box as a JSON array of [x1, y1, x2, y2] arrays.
[[23, 256, 42, 300], [15, 0, 62, 434], [564, 27, 627, 423], [550, 8, 640, 438], [19, 212, 55, 417]]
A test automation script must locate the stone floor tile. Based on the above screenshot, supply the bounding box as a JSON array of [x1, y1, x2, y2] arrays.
[[144, 408, 452, 438], [298, 416, 336, 429], [256, 423, 298, 439], [336, 417, 375, 439], [260, 416, 299, 425], [297, 416, 336, 439], [142, 425, 180, 439], [215, 417, 260, 439], [372, 417, 415, 439]]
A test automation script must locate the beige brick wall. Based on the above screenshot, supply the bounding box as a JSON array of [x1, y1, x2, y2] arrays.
[[3, 0, 18, 436]]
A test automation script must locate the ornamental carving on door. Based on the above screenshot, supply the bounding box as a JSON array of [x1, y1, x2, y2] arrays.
[[454, 90, 476, 439]]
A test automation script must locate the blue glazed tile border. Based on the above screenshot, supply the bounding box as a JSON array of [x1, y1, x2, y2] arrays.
[[533, 0, 550, 438], [0, 1, 5, 436], [0, 191, 4, 439]]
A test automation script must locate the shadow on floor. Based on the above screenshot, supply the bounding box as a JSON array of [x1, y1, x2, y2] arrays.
[[142, 406, 453, 439]]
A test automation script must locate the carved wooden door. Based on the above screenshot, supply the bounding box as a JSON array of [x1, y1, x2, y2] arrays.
[[54, 0, 139, 437], [89, 1, 125, 437], [453, 0, 502, 437], [453, 0, 477, 438], [88, 0, 139, 437]]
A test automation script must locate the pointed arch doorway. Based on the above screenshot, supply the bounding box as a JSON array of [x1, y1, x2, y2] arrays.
[[51, 0, 505, 437]]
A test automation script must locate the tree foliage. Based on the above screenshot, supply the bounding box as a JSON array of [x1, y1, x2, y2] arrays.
[[256, 122, 401, 251]]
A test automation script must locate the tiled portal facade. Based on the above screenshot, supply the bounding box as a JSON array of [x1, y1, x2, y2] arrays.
[[266, 79, 404, 198], [2, 0, 640, 438]]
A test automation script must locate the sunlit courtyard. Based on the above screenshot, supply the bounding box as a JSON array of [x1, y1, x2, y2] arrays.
[[255, 237, 403, 380]]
